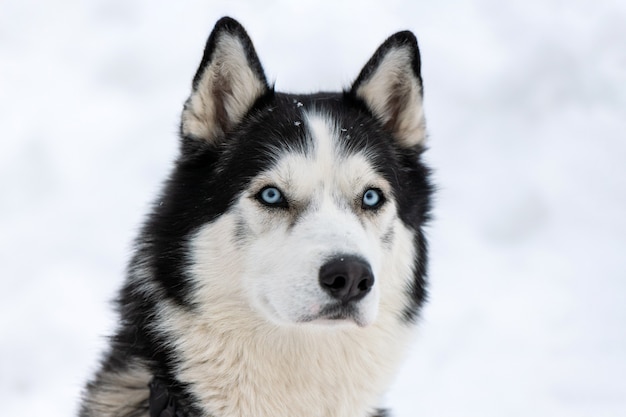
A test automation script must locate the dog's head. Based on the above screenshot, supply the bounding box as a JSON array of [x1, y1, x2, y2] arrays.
[[147, 17, 431, 329]]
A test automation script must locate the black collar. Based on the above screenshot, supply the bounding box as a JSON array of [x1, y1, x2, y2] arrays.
[[149, 377, 185, 417]]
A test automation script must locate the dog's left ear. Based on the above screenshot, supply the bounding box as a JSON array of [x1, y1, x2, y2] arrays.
[[350, 31, 425, 147], [181, 17, 269, 143]]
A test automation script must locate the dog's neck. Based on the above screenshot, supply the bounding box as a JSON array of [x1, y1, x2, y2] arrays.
[[157, 301, 413, 417]]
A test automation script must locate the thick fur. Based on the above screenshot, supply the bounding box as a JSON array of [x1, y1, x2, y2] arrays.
[[80, 17, 432, 417]]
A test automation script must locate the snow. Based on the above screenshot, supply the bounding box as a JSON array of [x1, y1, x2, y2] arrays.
[[1, 0, 625, 416]]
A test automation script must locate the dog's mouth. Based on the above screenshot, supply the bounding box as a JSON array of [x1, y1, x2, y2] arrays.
[[320, 303, 357, 320], [302, 303, 368, 327]]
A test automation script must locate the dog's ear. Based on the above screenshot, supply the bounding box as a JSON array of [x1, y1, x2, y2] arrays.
[[181, 17, 269, 143], [350, 31, 425, 147]]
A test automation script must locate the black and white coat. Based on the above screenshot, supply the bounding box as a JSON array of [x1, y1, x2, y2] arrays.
[[80, 17, 432, 417]]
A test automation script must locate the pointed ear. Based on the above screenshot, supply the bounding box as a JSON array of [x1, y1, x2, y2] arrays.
[[350, 31, 426, 147], [181, 17, 270, 143]]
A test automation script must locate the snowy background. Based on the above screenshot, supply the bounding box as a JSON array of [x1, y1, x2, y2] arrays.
[[1, 0, 625, 416]]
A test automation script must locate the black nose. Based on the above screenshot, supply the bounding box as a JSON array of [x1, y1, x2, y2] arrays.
[[319, 256, 374, 304]]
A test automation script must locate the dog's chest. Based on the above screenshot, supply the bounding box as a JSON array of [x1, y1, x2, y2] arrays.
[[169, 319, 411, 417]]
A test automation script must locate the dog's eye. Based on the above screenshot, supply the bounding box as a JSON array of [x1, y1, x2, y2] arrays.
[[256, 186, 288, 208], [362, 188, 385, 210]]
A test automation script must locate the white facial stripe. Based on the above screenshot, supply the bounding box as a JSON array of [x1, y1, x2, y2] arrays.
[[306, 112, 337, 175]]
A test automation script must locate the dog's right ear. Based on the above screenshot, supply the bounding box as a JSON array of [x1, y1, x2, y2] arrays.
[[181, 17, 269, 144]]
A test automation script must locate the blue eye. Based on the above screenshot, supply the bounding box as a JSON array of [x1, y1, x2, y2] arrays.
[[362, 188, 384, 209], [257, 186, 287, 207]]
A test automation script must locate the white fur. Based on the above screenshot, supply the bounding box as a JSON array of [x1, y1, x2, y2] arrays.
[[355, 47, 426, 147], [181, 34, 266, 141], [156, 113, 420, 417]]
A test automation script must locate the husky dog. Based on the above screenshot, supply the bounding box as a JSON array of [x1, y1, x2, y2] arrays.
[[80, 16, 432, 417]]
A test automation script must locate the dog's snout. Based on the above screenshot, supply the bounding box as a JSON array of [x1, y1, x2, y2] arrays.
[[319, 256, 374, 304]]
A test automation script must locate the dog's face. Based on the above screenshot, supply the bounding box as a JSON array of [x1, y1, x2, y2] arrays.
[[148, 18, 431, 329], [235, 110, 402, 327]]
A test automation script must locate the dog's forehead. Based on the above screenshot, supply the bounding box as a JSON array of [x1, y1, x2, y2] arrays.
[[256, 109, 389, 194], [254, 93, 393, 154]]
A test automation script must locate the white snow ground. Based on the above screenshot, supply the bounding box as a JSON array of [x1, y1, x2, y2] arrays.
[[1, 1, 625, 416]]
